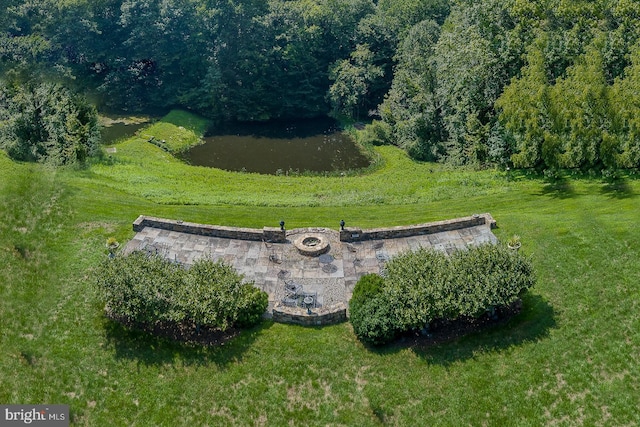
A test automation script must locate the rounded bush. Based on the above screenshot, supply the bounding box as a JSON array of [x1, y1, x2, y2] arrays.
[[95, 252, 268, 333], [350, 294, 398, 346], [350, 273, 384, 306], [359, 120, 392, 146], [235, 284, 269, 328], [349, 245, 535, 345], [349, 274, 397, 345]]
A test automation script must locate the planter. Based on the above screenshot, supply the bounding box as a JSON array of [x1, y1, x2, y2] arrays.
[[507, 235, 521, 251], [106, 241, 120, 258], [507, 242, 521, 251]]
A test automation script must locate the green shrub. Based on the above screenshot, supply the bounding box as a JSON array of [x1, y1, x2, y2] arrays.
[[349, 245, 535, 345], [349, 274, 397, 345], [95, 251, 184, 324], [349, 294, 398, 346], [178, 258, 238, 330], [446, 244, 535, 319], [359, 120, 392, 146], [235, 284, 269, 328], [382, 248, 454, 330], [95, 252, 268, 334], [350, 273, 384, 306]]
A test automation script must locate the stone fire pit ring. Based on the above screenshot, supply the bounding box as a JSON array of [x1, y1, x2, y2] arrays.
[[294, 233, 330, 257]]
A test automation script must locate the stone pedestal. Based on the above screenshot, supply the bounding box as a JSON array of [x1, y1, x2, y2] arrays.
[[340, 228, 363, 242], [263, 227, 286, 243]]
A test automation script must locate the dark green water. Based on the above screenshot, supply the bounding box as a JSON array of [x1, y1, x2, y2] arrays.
[[181, 117, 370, 175], [100, 122, 148, 144]]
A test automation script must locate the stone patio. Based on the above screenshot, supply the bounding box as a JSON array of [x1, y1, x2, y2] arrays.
[[124, 217, 498, 314]]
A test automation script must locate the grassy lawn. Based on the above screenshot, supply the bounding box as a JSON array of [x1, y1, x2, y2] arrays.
[[1, 111, 639, 425]]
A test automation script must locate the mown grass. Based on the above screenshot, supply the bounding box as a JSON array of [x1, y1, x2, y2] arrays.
[[1, 112, 640, 425], [92, 111, 526, 208]]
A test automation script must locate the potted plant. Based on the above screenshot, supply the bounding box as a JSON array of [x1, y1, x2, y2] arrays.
[[106, 237, 120, 257], [507, 234, 521, 251]]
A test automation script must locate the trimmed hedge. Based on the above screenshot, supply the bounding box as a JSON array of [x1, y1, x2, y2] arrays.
[[349, 244, 535, 345], [348, 274, 395, 345], [95, 251, 268, 332], [350, 273, 384, 306]]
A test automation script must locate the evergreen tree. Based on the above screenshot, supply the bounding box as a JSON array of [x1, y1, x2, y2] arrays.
[[496, 43, 550, 169], [0, 81, 100, 166], [378, 20, 444, 160]]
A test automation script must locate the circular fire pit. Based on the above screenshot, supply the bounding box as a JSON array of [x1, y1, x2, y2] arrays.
[[294, 234, 330, 257]]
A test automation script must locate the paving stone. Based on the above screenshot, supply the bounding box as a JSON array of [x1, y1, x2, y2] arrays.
[[124, 218, 499, 313]]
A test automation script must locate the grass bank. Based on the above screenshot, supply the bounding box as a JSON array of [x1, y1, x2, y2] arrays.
[[91, 110, 531, 208], [1, 112, 640, 425], [135, 109, 211, 153]]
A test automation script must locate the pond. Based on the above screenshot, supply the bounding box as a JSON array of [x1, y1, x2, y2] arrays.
[[180, 117, 371, 175], [100, 116, 153, 144]]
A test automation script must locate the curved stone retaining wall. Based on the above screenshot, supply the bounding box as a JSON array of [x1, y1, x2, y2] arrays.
[[339, 213, 496, 242], [133, 215, 286, 243], [272, 303, 347, 326], [133, 213, 495, 244]]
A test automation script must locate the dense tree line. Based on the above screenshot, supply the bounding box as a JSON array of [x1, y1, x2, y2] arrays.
[[0, 80, 100, 165], [0, 0, 446, 119], [1, 0, 639, 170], [376, 0, 640, 170], [1, 0, 372, 119]]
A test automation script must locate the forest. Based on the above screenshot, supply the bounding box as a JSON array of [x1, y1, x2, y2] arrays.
[[1, 0, 640, 170]]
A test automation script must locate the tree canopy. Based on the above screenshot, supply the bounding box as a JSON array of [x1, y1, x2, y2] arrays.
[[1, 0, 639, 170], [0, 80, 100, 165]]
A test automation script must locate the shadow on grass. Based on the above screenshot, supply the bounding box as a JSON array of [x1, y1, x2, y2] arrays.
[[370, 293, 555, 365], [538, 177, 576, 199], [601, 178, 634, 199], [505, 168, 577, 199], [102, 317, 274, 368]]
